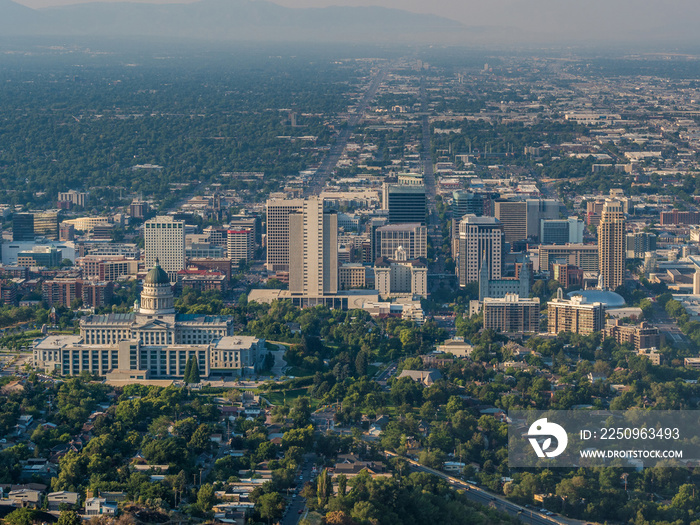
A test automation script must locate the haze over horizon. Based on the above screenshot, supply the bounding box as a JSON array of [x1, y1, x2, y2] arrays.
[[4, 0, 700, 47]]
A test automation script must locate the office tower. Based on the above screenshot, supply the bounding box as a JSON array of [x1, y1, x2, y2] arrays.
[[626, 232, 656, 259], [129, 200, 148, 219], [494, 200, 526, 243], [458, 215, 503, 287], [265, 198, 304, 271], [452, 191, 495, 256], [144, 216, 185, 281], [33, 211, 59, 240], [540, 217, 585, 245], [13, 213, 34, 241], [495, 199, 561, 244], [367, 217, 389, 262], [538, 244, 599, 272], [598, 199, 625, 290], [483, 294, 540, 333], [452, 191, 493, 219], [386, 184, 426, 224], [548, 289, 605, 335], [526, 199, 562, 239], [586, 200, 606, 227], [228, 213, 262, 245], [374, 223, 427, 260], [289, 197, 338, 296], [227, 229, 255, 267]]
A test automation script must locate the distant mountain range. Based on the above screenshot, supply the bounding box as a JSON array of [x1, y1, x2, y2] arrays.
[[0, 0, 466, 43]]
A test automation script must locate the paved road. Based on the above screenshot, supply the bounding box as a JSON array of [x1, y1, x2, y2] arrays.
[[281, 456, 315, 525], [419, 76, 446, 276], [305, 63, 392, 195], [375, 361, 397, 385], [383, 451, 587, 525]]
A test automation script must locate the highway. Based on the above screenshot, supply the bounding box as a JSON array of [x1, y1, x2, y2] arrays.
[[383, 451, 584, 525], [305, 63, 392, 196]]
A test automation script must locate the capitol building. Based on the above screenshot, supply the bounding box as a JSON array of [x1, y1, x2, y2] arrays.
[[33, 260, 264, 380]]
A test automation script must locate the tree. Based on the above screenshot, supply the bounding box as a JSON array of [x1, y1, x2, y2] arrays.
[[57, 510, 81, 525], [197, 483, 215, 513], [184, 356, 200, 383], [317, 468, 332, 507], [337, 473, 347, 497], [183, 358, 193, 383], [324, 511, 356, 525], [257, 492, 285, 525], [189, 424, 211, 454], [5, 508, 37, 525]]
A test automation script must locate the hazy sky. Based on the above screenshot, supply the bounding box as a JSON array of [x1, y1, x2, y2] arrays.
[[11, 0, 700, 45], [14, 0, 460, 19]]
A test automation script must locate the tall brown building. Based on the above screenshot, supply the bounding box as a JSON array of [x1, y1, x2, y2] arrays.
[[598, 200, 625, 290]]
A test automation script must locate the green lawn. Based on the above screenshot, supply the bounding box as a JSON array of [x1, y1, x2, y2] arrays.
[[263, 388, 310, 405]]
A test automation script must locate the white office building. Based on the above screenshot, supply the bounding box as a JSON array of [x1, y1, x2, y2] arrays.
[[145, 216, 186, 281]]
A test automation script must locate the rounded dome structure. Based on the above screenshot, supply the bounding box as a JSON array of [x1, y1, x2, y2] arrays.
[[567, 289, 625, 308], [140, 258, 175, 315], [145, 261, 170, 285]]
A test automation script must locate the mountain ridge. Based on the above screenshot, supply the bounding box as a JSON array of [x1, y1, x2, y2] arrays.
[[0, 0, 466, 43]]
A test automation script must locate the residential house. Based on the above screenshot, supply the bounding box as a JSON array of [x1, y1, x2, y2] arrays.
[[85, 497, 117, 517], [8, 488, 42, 508], [47, 491, 79, 511], [397, 369, 443, 386]]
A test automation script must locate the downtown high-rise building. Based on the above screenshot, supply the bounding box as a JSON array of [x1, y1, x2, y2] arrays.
[[144, 216, 185, 281], [227, 229, 255, 268], [598, 199, 625, 290], [374, 223, 427, 260], [495, 198, 562, 243], [385, 184, 426, 225], [13, 213, 35, 241], [34, 211, 59, 240], [458, 215, 504, 287], [265, 198, 304, 271], [289, 197, 338, 296]]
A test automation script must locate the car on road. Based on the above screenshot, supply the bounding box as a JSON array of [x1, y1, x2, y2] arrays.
[[298, 509, 303, 514]]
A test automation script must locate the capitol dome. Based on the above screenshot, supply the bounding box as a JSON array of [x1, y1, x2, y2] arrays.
[[144, 260, 170, 285], [140, 258, 175, 315]]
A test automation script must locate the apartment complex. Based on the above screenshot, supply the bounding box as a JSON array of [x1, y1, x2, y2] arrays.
[[548, 290, 605, 335], [483, 294, 540, 333], [605, 320, 661, 351]]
